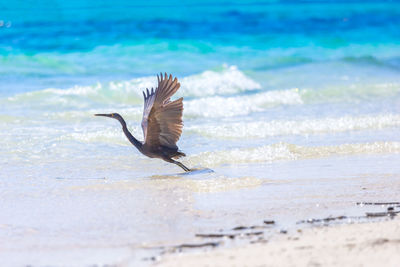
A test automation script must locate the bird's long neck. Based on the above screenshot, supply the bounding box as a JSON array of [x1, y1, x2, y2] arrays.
[[118, 117, 142, 151]]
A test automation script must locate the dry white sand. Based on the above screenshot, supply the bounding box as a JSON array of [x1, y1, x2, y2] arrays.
[[157, 217, 400, 267]]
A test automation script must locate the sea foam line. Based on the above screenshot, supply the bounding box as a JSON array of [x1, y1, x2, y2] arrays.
[[187, 114, 400, 138], [184, 141, 400, 167]]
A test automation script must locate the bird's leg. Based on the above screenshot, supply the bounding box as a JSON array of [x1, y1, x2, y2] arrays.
[[163, 157, 191, 172], [174, 161, 191, 172]]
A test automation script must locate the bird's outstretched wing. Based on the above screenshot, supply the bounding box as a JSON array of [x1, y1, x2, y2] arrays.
[[141, 73, 183, 149]]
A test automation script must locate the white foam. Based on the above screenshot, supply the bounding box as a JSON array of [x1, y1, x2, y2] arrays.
[[184, 141, 400, 167], [188, 114, 400, 138], [6, 65, 260, 108], [179, 65, 261, 97], [184, 88, 302, 118]]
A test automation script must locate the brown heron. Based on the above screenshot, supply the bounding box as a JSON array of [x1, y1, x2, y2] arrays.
[[95, 73, 191, 172]]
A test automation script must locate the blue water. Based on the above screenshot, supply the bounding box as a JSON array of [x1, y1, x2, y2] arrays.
[[1, 1, 400, 92], [1, 1, 400, 265]]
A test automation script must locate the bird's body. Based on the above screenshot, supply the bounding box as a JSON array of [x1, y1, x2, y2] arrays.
[[95, 73, 191, 172]]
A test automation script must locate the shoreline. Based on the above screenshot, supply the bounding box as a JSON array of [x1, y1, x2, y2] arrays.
[[156, 216, 400, 267]]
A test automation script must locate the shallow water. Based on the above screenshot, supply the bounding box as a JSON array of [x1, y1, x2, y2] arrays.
[[1, 1, 400, 265]]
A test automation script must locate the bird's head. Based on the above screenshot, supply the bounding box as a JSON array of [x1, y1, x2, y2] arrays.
[[94, 113, 123, 122]]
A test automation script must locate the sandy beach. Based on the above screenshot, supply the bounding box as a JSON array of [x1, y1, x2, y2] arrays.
[[2, 1, 400, 266], [158, 217, 400, 267]]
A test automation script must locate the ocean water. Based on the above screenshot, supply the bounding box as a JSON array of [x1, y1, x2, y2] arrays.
[[1, 1, 400, 265]]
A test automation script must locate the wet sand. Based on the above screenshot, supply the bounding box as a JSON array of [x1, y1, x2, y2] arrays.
[[158, 216, 400, 267], [1, 155, 400, 266]]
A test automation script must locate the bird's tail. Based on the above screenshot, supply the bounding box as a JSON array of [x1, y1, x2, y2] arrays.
[[172, 150, 186, 159]]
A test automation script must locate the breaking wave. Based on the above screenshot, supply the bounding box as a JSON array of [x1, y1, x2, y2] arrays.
[[5, 65, 261, 109], [3, 64, 399, 121]]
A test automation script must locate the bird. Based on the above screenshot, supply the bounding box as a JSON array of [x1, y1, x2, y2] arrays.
[[95, 73, 191, 172]]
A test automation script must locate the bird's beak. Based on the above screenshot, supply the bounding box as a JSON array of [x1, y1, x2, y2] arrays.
[[94, 114, 112, 117]]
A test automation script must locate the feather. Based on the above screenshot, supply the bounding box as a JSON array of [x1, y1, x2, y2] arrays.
[[141, 74, 183, 149]]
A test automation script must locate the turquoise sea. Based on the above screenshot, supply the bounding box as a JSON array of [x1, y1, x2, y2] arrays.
[[1, 1, 400, 265]]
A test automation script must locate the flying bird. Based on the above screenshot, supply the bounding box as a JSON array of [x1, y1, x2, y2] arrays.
[[95, 73, 191, 172]]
